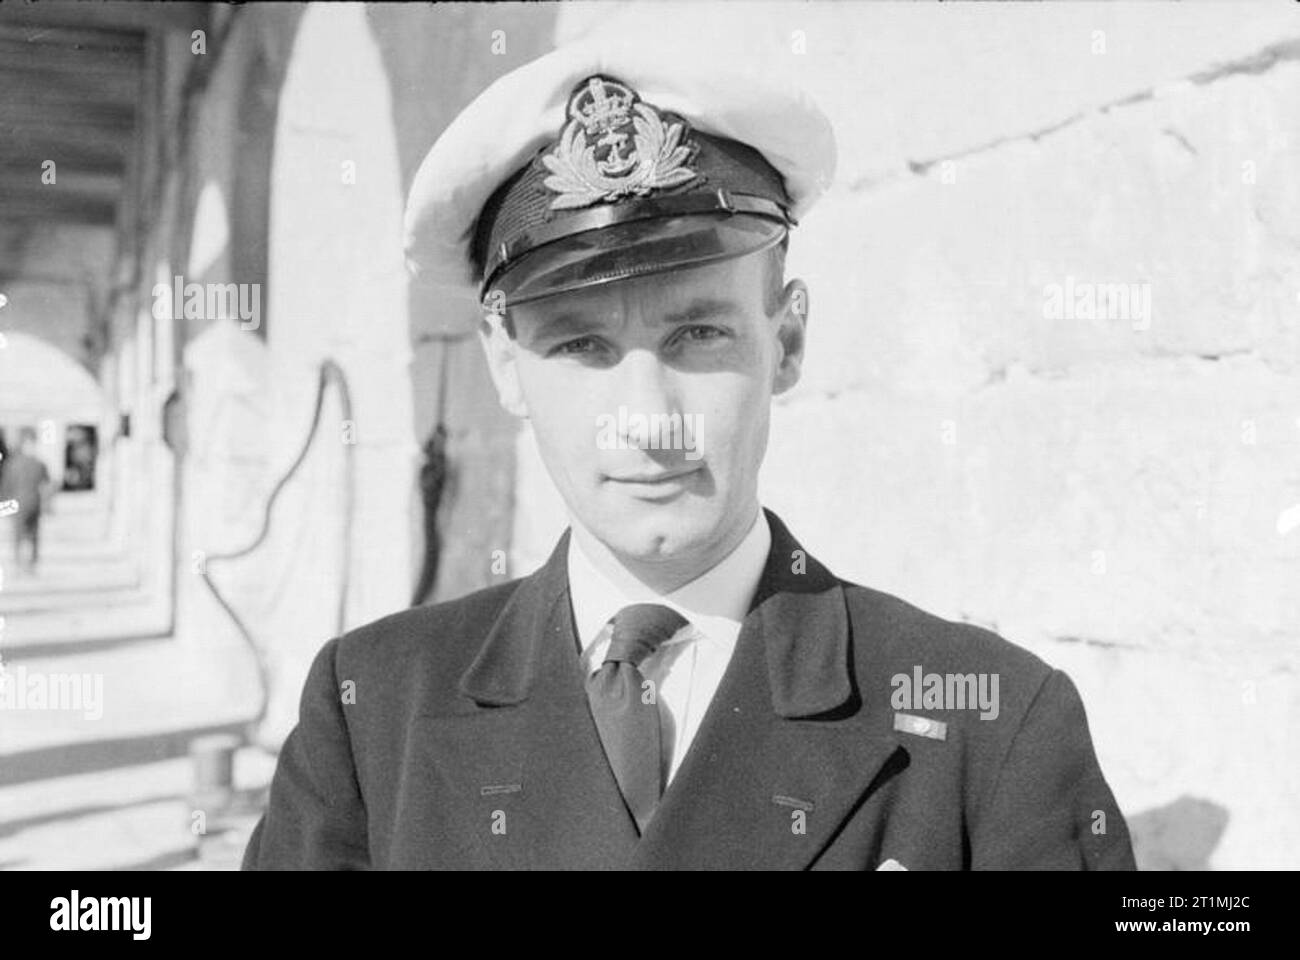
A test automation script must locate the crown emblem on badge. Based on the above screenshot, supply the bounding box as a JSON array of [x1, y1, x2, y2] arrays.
[[541, 76, 698, 210]]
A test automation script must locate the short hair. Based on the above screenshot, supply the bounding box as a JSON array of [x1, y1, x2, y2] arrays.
[[763, 233, 790, 316]]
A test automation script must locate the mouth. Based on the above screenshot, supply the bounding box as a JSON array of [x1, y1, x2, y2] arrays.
[[604, 464, 703, 498]]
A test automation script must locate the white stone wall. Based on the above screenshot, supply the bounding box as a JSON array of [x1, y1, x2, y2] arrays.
[[498, 1, 1300, 869]]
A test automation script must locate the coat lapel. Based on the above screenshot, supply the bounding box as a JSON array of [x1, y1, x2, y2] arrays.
[[447, 530, 639, 869], [633, 509, 903, 870], [442, 510, 903, 870]]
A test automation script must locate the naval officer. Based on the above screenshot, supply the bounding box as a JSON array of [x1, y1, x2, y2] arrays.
[[243, 39, 1136, 871]]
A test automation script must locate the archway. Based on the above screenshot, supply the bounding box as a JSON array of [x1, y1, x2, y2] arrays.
[[252, 4, 416, 744]]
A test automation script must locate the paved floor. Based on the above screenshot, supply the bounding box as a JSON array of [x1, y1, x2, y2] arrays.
[[1, 492, 169, 654], [1, 492, 273, 871]]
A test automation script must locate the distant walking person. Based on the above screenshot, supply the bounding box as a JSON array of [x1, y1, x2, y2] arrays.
[[1, 427, 52, 575]]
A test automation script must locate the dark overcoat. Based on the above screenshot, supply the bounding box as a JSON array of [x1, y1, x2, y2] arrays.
[[243, 510, 1135, 870]]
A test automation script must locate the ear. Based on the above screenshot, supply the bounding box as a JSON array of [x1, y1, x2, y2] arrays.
[[477, 312, 528, 418], [771, 278, 808, 396]]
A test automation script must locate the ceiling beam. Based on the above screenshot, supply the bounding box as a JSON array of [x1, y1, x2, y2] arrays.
[[0, 189, 119, 225], [0, 37, 143, 79], [1, 127, 134, 166], [0, 63, 140, 104], [0, 164, 121, 201], [0, 148, 127, 178], [0, 2, 208, 35], [0, 21, 143, 49], [0, 99, 137, 134]]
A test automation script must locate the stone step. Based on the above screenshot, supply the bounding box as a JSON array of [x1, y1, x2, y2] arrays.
[[0, 749, 275, 871], [9, 513, 117, 544], [0, 636, 260, 758], [0, 593, 171, 654], [0, 572, 148, 608], [3, 537, 132, 561], [0, 630, 271, 871], [0, 560, 142, 603]]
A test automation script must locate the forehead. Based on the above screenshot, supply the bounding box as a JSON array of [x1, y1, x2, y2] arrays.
[[511, 253, 767, 331]]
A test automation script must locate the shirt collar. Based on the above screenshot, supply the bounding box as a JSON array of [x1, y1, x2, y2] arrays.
[[566, 508, 772, 654]]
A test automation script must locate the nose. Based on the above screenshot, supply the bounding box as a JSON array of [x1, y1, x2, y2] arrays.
[[613, 348, 678, 449]]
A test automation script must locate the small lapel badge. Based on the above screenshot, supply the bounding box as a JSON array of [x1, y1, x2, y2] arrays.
[[893, 712, 947, 741], [877, 858, 908, 871], [771, 794, 815, 812]]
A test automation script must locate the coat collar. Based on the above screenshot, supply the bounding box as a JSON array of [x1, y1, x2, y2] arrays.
[[451, 509, 902, 870], [458, 507, 855, 718]]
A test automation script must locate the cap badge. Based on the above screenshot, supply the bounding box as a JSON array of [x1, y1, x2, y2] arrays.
[[541, 76, 697, 211]]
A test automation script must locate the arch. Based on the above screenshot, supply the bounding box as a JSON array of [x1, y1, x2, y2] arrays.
[[0, 331, 110, 490], [254, 3, 415, 745], [0, 279, 105, 378], [0, 331, 106, 421]]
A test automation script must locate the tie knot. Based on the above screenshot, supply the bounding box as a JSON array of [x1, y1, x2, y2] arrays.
[[605, 603, 689, 668]]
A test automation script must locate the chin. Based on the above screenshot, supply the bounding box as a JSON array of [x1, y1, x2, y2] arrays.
[[589, 496, 723, 564]]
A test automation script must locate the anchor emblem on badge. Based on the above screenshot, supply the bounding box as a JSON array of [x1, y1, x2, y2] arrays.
[[541, 76, 698, 210]]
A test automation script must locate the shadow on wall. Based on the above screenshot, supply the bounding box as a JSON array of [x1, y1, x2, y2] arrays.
[[1129, 796, 1229, 870]]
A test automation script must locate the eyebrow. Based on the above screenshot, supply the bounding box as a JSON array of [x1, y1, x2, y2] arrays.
[[528, 312, 599, 342], [663, 298, 744, 325], [528, 297, 744, 341]]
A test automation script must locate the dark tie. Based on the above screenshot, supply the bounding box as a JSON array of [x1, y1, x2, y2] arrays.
[[586, 603, 689, 835]]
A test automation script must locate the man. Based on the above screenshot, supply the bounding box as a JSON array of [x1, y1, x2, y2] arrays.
[[1, 427, 52, 576], [244, 43, 1135, 870]]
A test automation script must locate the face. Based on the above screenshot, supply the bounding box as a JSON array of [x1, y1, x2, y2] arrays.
[[480, 249, 807, 582]]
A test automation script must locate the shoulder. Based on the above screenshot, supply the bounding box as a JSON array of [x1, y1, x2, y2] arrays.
[[840, 579, 1050, 682], [328, 577, 524, 697], [828, 576, 1127, 862], [836, 577, 1064, 738]]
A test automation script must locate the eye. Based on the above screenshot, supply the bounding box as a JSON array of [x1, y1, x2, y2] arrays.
[[548, 336, 600, 357], [673, 324, 728, 345]]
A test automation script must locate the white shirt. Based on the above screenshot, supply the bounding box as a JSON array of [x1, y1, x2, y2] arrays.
[[567, 509, 771, 785]]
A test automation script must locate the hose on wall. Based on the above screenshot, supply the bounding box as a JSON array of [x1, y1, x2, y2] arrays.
[[198, 359, 355, 743]]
